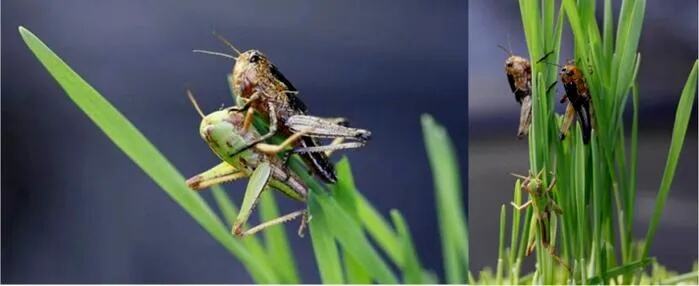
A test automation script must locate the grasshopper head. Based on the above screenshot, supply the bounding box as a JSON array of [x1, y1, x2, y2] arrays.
[[199, 109, 255, 161], [504, 55, 530, 78], [560, 61, 582, 84], [232, 50, 273, 97]]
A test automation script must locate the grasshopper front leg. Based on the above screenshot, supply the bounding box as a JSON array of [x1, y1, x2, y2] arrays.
[[229, 101, 279, 158], [510, 200, 532, 211]]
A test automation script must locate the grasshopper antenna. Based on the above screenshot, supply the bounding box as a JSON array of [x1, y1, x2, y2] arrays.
[[497, 44, 513, 56], [187, 89, 206, 119], [536, 51, 555, 64], [212, 30, 242, 56], [510, 173, 529, 180], [192, 49, 238, 60], [542, 60, 563, 68]]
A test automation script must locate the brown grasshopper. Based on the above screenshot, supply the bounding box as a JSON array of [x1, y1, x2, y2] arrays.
[[194, 33, 356, 183]]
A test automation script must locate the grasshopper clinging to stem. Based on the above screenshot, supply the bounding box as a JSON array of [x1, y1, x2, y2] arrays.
[[186, 91, 370, 236], [510, 170, 569, 271]]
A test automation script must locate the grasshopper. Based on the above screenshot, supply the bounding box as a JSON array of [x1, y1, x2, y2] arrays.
[[510, 170, 568, 270], [194, 33, 345, 184], [185, 91, 370, 236], [499, 44, 553, 139], [557, 60, 593, 144]]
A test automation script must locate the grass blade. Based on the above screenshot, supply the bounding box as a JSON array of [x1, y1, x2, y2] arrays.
[[308, 192, 345, 284], [315, 192, 399, 284], [18, 26, 276, 283], [421, 114, 469, 283], [332, 159, 403, 267], [390, 210, 425, 284], [259, 191, 300, 283], [642, 60, 698, 259], [210, 186, 269, 269]]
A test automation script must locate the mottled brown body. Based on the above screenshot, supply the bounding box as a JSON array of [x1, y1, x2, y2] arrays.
[[231, 50, 337, 183], [504, 55, 532, 103], [559, 62, 593, 144], [504, 55, 533, 138]]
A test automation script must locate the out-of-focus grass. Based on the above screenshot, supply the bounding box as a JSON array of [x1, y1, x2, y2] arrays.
[[20, 25, 470, 283]]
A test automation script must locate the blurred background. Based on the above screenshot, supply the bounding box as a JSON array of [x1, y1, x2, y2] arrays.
[[2, 0, 467, 283], [469, 1, 697, 274]]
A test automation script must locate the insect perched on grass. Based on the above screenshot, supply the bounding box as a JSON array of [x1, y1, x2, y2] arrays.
[[499, 44, 533, 139], [194, 33, 346, 184], [185, 92, 370, 236], [510, 170, 568, 270], [499, 45, 554, 139], [557, 60, 593, 144]]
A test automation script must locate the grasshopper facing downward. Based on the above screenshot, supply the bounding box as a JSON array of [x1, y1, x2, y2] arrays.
[[510, 170, 568, 270], [185, 92, 370, 236]]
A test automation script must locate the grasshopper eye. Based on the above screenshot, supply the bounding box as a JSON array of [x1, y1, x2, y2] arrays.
[[250, 54, 260, 63], [506, 62, 513, 68]]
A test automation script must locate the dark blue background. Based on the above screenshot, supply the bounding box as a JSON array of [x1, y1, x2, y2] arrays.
[[2, 1, 468, 283]]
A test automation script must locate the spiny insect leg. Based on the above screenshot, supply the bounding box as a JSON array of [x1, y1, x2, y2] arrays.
[[510, 200, 533, 211], [237, 210, 307, 237]]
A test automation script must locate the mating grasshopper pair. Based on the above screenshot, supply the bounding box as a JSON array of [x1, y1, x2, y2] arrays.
[[186, 93, 370, 236], [186, 34, 371, 237]]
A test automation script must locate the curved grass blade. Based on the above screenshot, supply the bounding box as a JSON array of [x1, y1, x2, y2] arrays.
[[18, 26, 276, 283], [259, 191, 300, 283], [315, 192, 399, 284], [421, 114, 469, 284], [390, 210, 424, 284], [642, 60, 698, 259], [332, 158, 403, 267], [210, 185, 269, 269], [308, 192, 345, 284]]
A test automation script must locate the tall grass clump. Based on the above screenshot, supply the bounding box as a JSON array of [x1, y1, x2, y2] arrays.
[[20, 26, 469, 283], [475, 0, 698, 284]]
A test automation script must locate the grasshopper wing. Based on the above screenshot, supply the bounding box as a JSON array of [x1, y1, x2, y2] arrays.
[[286, 115, 371, 141]]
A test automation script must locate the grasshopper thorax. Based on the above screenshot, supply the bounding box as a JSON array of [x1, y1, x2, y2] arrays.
[[200, 110, 260, 164]]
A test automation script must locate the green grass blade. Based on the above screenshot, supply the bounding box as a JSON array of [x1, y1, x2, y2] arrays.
[[18, 26, 276, 283], [586, 258, 652, 284], [211, 186, 269, 269], [343, 253, 372, 284], [421, 114, 469, 283], [642, 60, 698, 259], [315, 192, 399, 284], [332, 159, 403, 267], [259, 191, 300, 283], [308, 192, 345, 284], [390, 210, 424, 284]]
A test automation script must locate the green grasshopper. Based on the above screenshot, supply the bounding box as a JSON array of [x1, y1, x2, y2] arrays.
[[510, 170, 568, 270], [185, 91, 370, 237]]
